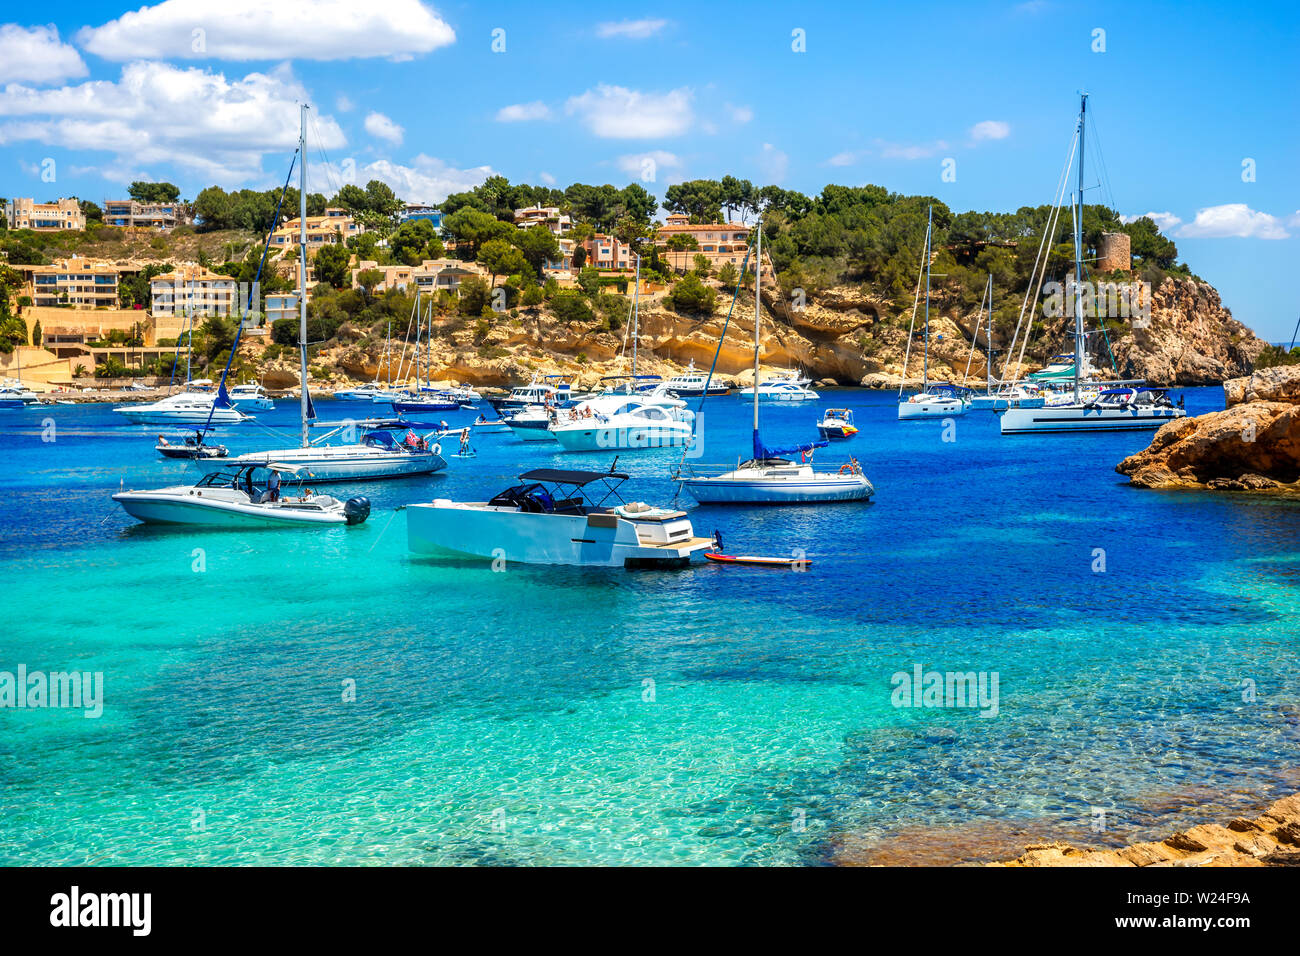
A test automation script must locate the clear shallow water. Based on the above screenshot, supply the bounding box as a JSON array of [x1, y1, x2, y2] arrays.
[[1, 388, 1297, 865]]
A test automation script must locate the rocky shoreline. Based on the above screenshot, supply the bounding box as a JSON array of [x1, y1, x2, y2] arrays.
[[1117, 364, 1300, 494], [991, 791, 1300, 867]]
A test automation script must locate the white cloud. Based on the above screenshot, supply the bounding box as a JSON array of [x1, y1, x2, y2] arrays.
[[78, 0, 455, 62], [495, 101, 551, 122], [565, 84, 693, 139], [616, 150, 683, 184], [0, 61, 345, 183], [726, 103, 753, 124], [826, 150, 862, 167], [1175, 203, 1289, 240], [1120, 211, 1182, 233], [970, 120, 1010, 141], [758, 143, 788, 183], [336, 94, 354, 113], [334, 155, 495, 204], [595, 19, 669, 39], [538, 171, 556, 185], [364, 111, 404, 145], [0, 24, 87, 85]]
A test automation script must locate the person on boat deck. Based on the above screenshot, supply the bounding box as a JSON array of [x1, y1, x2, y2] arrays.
[[267, 469, 281, 502]]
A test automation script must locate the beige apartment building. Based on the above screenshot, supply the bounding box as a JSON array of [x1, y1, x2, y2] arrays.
[[149, 266, 242, 319], [350, 258, 490, 295], [270, 207, 364, 251], [583, 234, 635, 272], [657, 214, 750, 271], [513, 205, 575, 272], [4, 197, 85, 231], [17, 258, 121, 308]]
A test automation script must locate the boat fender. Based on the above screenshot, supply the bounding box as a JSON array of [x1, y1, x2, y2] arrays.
[[431, 442, 442, 456], [344, 496, 371, 525]]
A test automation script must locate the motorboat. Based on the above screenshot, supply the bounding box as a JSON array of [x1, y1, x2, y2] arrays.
[[471, 414, 510, 433], [333, 385, 388, 401], [816, 408, 858, 440], [406, 467, 714, 568], [898, 382, 972, 419], [504, 405, 559, 442], [156, 430, 228, 460], [113, 463, 371, 527], [486, 376, 575, 414], [549, 395, 694, 452], [228, 382, 275, 410], [662, 360, 730, 396], [734, 371, 819, 402], [113, 390, 251, 425], [675, 214, 873, 504], [0, 382, 41, 408], [1001, 385, 1185, 434]]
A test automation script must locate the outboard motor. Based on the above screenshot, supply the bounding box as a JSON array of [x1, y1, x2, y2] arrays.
[[343, 496, 371, 525]]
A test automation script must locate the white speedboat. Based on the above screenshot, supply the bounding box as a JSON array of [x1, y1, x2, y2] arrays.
[[0, 383, 41, 408], [113, 463, 371, 527], [675, 214, 873, 505], [113, 390, 250, 425], [550, 396, 694, 452], [898, 383, 971, 419], [407, 467, 713, 568], [662, 360, 730, 396], [471, 414, 510, 433], [734, 372, 819, 402], [505, 405, 559, 442], [228, 382, 275, 410], [816, 408, 858, 440], [1001, 386, 1186, 434]]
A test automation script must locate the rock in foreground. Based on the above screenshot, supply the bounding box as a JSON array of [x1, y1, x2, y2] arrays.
[[1116, 364, 1300, 493], [991, 792, 1300, 867]]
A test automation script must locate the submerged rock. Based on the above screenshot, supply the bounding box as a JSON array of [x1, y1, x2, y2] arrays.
[[1116, 364, 1300, 493]]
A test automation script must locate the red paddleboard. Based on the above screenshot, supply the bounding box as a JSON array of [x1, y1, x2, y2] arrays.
[[705, 553, 811, 568]]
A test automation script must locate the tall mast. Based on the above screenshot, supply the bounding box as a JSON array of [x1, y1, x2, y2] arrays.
[[923, 204, 932, 390], [298, 102, 310, 447], [632, 249, 640, 376], [752, 215, 763, 433], [986, 273, 994, 392], [1072, 93, 1088, 405]]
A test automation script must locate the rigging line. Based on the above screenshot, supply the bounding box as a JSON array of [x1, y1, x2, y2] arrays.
[[1003, 129, 1078, 382], [963, 274, 991, 386], [309, 112, 344, 199], [897, 218, 929, 398], [1086, 102, 1118, 214]]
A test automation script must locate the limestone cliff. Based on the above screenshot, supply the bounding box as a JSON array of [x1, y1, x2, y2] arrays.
[[1116, 364, 1300, 493]]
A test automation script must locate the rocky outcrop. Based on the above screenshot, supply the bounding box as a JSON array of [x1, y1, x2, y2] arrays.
[[1109, 277, 1267, 385], [991, 792, 1300, 867], [1116, 364, 1300, 493]]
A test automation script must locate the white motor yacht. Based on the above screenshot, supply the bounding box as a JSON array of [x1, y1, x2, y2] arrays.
[[228, 382, 275, 410], [662, 360, 730, 396], [114, 463, 370, 527], [734, 371, 819, 402], [549, 395, 694, 452], [0, 382, 41, 408], [407, 467, 713, 568], [113, 390, 251, 425]]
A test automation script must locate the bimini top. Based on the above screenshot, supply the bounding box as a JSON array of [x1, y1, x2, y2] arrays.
[[518, 467, 630, 485]]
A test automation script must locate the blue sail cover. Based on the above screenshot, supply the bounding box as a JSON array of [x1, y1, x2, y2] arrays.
[[213, 381, 234, 408], [753, 429, 828, 460]]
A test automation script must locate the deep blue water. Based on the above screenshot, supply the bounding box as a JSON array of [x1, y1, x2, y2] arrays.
[[0, 387, 1297, 865]]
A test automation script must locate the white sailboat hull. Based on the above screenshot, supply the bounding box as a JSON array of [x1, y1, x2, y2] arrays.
[[679, 463, 873, 503], [233, 445, 446, 480], [1000, 405, 1185, 434], [897, 398, 968, 419]]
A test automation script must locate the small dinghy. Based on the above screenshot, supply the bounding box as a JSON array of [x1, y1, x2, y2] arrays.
[[704, 553, 811, 568], [156, 431, 228, 460]]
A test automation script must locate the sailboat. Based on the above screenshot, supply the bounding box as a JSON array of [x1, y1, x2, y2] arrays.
[[897, 206, 971, 420], [231, 104, 448, 480], [1001, 94, 1187, 435], [964, 274, 1047, 411], [675, 215, 873, 504]]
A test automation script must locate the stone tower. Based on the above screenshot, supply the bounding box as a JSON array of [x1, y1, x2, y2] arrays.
[[1097, 232, 1132, 274]]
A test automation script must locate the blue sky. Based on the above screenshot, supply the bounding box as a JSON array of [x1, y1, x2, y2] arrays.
[[1, 0, 1297, 339]]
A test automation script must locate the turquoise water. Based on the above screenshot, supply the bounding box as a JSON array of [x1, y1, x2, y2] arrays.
[[1, 388, 1297, 865]]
